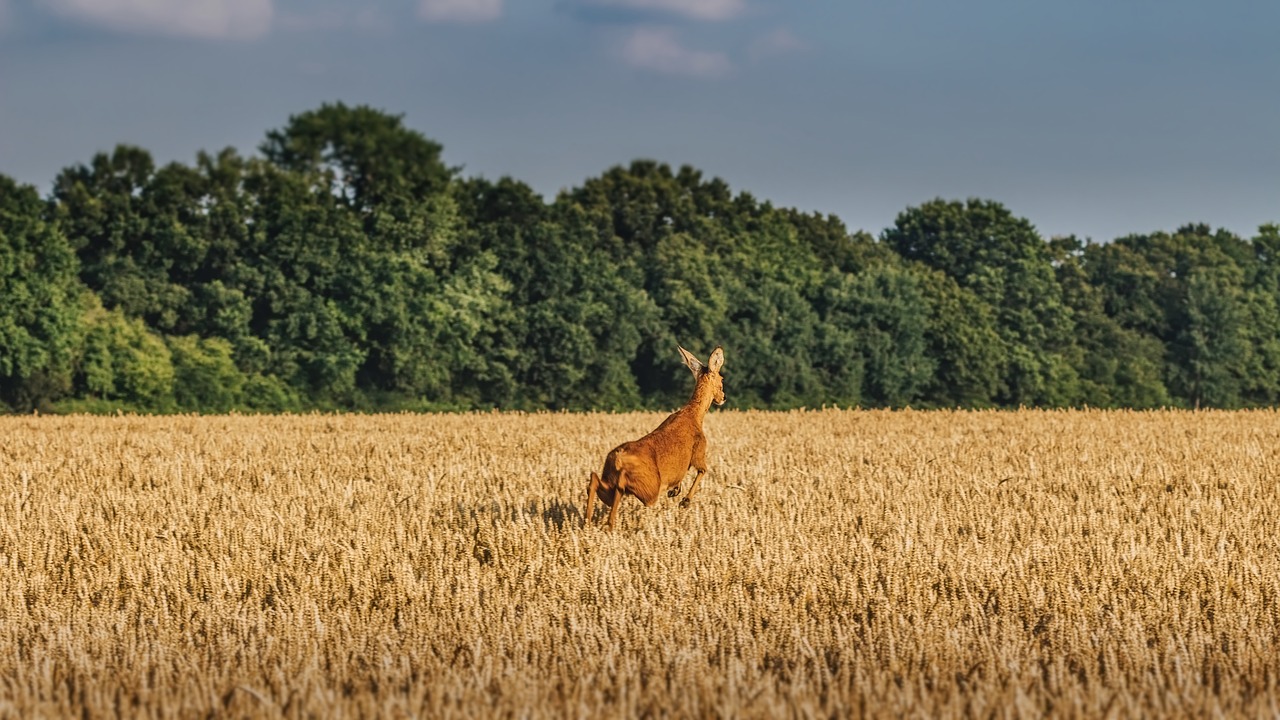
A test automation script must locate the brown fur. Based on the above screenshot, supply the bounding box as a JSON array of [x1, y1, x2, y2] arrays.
[[585, 346, 725, 530]]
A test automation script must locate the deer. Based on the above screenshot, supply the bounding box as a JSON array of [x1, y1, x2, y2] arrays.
[[584, 345, 725, 530]]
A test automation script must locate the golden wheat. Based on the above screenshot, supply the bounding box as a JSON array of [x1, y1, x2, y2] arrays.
[[2, 410, 1279, 718]]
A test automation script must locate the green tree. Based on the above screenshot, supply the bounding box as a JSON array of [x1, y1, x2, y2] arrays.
[[168, 335, 245, 412], [237, 160, 368, 399], [75, 295, 175, 410], [717, 272, 824, 408], [51, 146, 171, 325], [0, 175, 82, 410], [511, 208, 658, 409], [915, 269, 1003, 407], [815, 264, 934, 407], [1236, 225, 1280, 406], [885, 199, 1078, 406], [260, 102, 462, 284], [51, 146, 265, 356], [650, 233, 729, 359], [30, 103, 1280, 414], [1050, 235, 1170, 408], [253, 106, 467, 406], [449, 176, 551, 405], [1238, 288, 1280, 406], [565, 161, 707, 255], [780, 209, 883, 274], [261, 102, 454, 212], [1176, 267, 1249, 408], [1083, 224, 1256, 407]]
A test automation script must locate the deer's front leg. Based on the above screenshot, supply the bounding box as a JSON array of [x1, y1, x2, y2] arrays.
[[680, 469, 706, 508], [682, 437, 709, 508]]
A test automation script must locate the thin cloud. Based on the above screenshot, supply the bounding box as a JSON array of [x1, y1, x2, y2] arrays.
[[277, 7, 391, 34], [620, 26, 731, 78], [275, 8, 345, 33], [418, 0, 503, 23], [750, 27, 806, 61], [353, 7, 393, 32], [581, 0, 745, 22], [40, 0, 273, 40]]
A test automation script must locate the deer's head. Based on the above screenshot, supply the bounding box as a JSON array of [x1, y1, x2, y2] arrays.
[[678, 345, 725, 406]]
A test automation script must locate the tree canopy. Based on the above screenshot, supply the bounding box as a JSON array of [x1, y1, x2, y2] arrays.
[[1, 105, 1276, 413]]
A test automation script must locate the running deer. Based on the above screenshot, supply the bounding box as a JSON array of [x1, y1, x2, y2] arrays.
[[585, 345, 725, 530]]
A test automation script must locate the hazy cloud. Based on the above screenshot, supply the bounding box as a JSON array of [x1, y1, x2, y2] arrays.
[[40, 0, 273, 39], [749, 27, 805, 60], [277, 6, 391, 34], [275, 8, 344, 33], [580, 0, 745, 22], [620, 26, 731, 78], [353, 7, 393, 32], [418, 0, 503, 23]]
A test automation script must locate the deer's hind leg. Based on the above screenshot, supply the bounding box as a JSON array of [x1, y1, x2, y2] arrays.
[[585, 472, 600, 527]]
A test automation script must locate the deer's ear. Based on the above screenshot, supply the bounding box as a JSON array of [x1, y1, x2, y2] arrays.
[[677, 345, 704, 377], [708, 346, 724, 373]]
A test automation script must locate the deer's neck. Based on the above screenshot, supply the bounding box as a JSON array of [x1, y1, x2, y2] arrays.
[[685, 376, 716, 426]]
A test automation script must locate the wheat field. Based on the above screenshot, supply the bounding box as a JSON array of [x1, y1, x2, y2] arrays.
[[2, 409, 1279, 718]]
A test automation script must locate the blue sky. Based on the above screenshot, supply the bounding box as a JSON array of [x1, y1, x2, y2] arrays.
[[1, 0, 1276, 242]]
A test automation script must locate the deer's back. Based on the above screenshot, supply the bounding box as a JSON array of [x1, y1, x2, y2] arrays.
[[616, 411, 700, 474]]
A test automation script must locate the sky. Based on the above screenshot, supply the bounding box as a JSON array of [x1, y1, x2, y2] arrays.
[[0, 0, 1277, 243]]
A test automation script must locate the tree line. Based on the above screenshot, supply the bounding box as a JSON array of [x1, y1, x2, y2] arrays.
[[3, 103, 1278, 413]]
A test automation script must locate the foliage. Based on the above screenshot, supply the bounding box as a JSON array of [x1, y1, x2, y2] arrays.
[[0, 177, 82, 411], [168, 334, 245, 412], [886, 199, 1080, 406], [74, 294, 175, 410], [2, 104, 1278, 412]]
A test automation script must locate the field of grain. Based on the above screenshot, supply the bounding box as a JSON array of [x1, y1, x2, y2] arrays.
[[2, 409, 1279, 718]]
